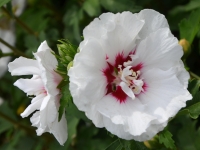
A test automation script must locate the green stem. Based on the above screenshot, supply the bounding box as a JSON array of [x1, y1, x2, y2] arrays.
[[0, 111, 35, 135], [0, 51, 14, 57], [190, 71, 200, 80], [1, 6, 38, 37], [0, 37, 28, 58], [0, 111, 54, 141]]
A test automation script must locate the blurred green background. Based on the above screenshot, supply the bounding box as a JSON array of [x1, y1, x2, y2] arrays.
[[0, 0, 200, 149]]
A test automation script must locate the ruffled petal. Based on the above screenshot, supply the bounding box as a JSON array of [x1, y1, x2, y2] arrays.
[[97, 95, 155, 139], [50, 114, 68, 145], [39, 95, 57, 129], [139, 68, 192, 122], [137, 9, 169, 40], [21, 94, 46, 118], [135, 28, 183, 71], [14, 78, 43, 95], [8, 57, 40, 76], [34, 41, 62, 96]]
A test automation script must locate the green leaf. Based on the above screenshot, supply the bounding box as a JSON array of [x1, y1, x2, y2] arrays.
[[83, 0, 101, 17], [176, 79, 200, 119], [179, 8, 200, 44], [0, 0, 11, 7], [158, 129, 176, 150], [64, 117, 79, 149], [177, 116, 200, 150], [170, 0, 200, 15], [66, 101, 89, 122], [104, 139, 123, 150], [58, 84, 72, 121], [188, 79, 200, 96], [187, 102, 200, 119], [129, 140, 149, 150], [100, 0, 141, 13]]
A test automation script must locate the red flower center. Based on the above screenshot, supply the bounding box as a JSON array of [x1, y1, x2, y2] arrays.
[[103, 51, 147, 103]]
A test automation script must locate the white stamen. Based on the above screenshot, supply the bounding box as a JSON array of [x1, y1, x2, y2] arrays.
[[115, 62, 144, 100]]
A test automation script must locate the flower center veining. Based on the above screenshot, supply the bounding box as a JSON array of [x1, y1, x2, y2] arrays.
[[103, 51, 146, 103]]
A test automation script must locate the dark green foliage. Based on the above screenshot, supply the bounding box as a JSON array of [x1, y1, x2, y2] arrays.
[[158, 129, 176, 150], [1, 0, 200, 149], [179, 8, 200, 44]]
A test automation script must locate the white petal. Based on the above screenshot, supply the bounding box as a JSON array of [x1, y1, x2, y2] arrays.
[[40, 96, 57, 129], [8, 57, 40, 76], [97, 95, 155, 137], [12, 0, 26, 16], [175, 60, 190, 89], [119, 11, 144, 40], [34, 42, 62, 96], [50, 114, 68, 145], [135, 28, 183, 71], [14, 78, 43, 95], [30, 111, 40, 127], [139, 68, 192, 122], [119, 82, 135, 100], [21, 94, 46, 118], [121, 66, 132, 83], [85, 105, 104, 127], [137, 9, 169, 40], [77, 38, 107, 70], [37, 41, 51, 52], [83, 12, 144, 65]]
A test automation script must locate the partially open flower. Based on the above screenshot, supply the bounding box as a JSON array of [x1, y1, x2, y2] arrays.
[[68, 9, 192, 141], [8, 41, 67, 145]]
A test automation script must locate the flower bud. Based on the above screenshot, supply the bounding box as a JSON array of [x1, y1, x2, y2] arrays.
[[67, 61, 73, 71], [179, 39, 190, 55]]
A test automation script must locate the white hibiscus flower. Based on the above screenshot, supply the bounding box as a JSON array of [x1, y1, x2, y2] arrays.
[[68, 9, 192, 141], [8, 41, 67, 145]]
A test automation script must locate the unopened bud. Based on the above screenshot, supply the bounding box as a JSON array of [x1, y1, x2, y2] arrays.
[[67, 61, 73, 71], [143, 135, 162, 149], [17, 105, 25, 115], [179, 39, 190, 54]]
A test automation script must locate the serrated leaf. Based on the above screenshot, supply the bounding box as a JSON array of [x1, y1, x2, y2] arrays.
[[58, 84, 71, 121], [179, 8, 200, 44], [158, 129, 176, 150], [0, 0, 11, 7]]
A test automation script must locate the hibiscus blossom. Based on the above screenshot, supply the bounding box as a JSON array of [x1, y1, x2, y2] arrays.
[[8, 41, 67, 145], [68, 9, 192, 141]]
